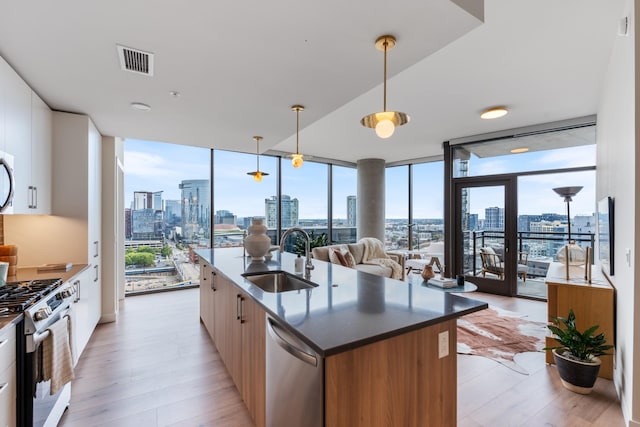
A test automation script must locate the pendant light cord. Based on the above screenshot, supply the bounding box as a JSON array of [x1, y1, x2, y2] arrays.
[[295, 108, 300, 154], [383, 38, 388, 112], [256, 138, 260, 170]]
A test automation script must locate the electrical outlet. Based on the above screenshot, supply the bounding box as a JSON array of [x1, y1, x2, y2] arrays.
[[438, 331, 449, 358]]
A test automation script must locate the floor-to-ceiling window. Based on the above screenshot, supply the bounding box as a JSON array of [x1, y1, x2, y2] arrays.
[[280, 159, 329, 251], [385, 166, 409, 250], [412, 161, 445, 255], [213, 150, 278, 245], [123, 139, 211, 294], [331, 165, 357, 244]]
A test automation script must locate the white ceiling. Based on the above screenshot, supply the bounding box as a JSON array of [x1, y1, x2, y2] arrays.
[[0, 0, 626, 164]]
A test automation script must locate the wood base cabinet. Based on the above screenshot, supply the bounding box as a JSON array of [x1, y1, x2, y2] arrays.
[[201, 263, 265, 427], [325, 319, 457, 427], [545, 263, 614, 379], [199, 262, 215, 336]]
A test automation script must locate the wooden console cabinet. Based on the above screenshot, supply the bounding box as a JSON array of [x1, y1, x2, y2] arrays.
[[545, 263, 615, 379]]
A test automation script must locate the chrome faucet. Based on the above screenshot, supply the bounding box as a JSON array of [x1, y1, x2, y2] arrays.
[[279, 227, 314, 279]]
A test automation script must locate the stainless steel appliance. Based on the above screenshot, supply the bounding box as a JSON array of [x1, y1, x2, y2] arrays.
[[0, 278, 76, 426], [0, 150, 14, 214], [266, 316, 323, 427]]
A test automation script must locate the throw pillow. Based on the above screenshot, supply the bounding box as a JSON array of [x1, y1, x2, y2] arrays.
[[329, 248, 348, 267], [481, 246, 496, 255], [343, 251, 356, 268]]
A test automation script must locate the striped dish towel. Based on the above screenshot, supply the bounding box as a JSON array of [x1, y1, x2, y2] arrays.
[[42, 316, 75, 394]]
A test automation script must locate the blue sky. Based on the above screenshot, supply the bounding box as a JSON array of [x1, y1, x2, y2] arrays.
[[124, 139, 596, 220]]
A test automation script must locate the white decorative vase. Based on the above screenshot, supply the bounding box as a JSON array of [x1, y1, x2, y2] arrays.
[[244, 219, 272, 261]]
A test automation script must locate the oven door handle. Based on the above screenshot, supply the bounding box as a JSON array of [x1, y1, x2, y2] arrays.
[[27, 305, 73, 353]]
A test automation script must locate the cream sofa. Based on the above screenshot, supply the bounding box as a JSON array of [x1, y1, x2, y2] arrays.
[[311, 242, 405, 279]]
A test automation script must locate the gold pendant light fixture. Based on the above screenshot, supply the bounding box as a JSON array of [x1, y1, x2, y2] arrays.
[[290, 105, 304, 168], [247, 136, 269, 182], [361, 35, 410, 139]]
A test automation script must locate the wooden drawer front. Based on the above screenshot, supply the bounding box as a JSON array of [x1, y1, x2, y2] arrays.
[[0, 327, 16, 371], [0, 362, 17, 427]]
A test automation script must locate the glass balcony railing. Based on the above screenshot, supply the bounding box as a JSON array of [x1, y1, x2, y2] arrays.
[[464, 230, 595, 279]]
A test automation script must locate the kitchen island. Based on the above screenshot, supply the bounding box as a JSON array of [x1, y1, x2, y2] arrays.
[[196, 248, 487, 427]]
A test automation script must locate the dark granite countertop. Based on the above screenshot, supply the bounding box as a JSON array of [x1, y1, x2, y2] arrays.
[[196, 248, 488, 357]]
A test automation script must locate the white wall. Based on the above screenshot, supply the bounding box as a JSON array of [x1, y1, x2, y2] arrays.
[[101, 135, 124, 323], [4, 215, 87, 266], [596, 0, 638, 424]]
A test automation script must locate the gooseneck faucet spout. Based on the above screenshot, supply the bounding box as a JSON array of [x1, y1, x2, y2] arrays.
[[279, 227, 314, 279]]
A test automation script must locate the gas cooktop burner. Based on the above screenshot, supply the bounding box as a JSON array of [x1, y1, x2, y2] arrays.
[[0, 278, 64, 313]]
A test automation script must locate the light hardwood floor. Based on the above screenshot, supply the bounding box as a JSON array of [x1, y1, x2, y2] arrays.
[[59, 288, 624, 427]]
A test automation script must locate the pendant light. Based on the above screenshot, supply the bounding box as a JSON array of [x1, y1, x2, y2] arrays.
[[360, 35, 410, 139], [290, 105, 304, 168], [247, 136, 269, 182]]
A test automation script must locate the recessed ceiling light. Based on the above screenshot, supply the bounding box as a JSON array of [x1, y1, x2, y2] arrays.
[[130, 102, 151, 111], [510, 147, 529, 154], [169, 91, 181, 98], [480, 106, 508, 120]]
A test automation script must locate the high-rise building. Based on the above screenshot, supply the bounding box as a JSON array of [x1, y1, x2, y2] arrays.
[[468, 213, 478, 231], [125, 208, 132, 239], [179, 179, 211, 242], [484, 207, 504, 231], [131, 208, 163, 240], [153, 191, 163, 211], [164, 200, 181, 225], [347, 195, 357, 227], [133, 191, 153, 210], [215, 210, 237, 225], [265, 195, 298, 228]]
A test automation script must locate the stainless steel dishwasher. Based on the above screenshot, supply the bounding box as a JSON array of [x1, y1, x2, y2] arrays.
[[266, 316, 323, 427]]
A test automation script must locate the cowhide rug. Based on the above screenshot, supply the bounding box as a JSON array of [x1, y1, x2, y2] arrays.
[[457, 306, 547, 374]]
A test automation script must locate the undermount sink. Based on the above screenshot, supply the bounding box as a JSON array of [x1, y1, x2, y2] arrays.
[[242, 270, 317, 293]]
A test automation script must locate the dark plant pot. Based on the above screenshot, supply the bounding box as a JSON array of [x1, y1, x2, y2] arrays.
[[552, 348, 601, 394]]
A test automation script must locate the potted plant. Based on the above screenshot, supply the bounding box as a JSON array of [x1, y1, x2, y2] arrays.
[[544, 309, 613, 394], [293, 230, 328, 256]]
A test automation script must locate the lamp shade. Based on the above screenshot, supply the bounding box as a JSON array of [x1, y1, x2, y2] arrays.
[[553, 186, 583, 202]]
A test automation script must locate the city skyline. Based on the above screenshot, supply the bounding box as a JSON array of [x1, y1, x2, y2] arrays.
[[124, 138, 597, 220]]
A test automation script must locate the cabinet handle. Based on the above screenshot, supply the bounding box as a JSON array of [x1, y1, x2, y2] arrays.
[[93, 241, 99, 258], [93, 265, 99, 282], [211, 271, 217, 291], [73, 280, 80, 302], [34, 186, 37, 209], [236, 294, 241, 320], [0, 382, 8, 395], [236, 295, 244, 323], [0, 339, 7, 350], [28, 185, 35, 209]]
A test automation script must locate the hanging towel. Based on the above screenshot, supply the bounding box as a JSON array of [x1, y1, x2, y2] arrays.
[[65, 305, 78, 366], [42, 316, 75, 395]]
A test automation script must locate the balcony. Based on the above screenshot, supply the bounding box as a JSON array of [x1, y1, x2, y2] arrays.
[[463, 230, 594, 299]]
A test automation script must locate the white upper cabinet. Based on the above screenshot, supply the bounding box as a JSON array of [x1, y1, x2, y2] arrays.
[[0, 55, 52, 214], [29, 92, 52, 213], [3, 59, 30, 213]]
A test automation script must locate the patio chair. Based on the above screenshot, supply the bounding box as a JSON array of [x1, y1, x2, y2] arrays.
[[480, 252, 504, 279], [479, 250, 529, 282]]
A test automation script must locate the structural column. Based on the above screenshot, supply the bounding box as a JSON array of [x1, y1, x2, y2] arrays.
[[357, 159, 385, 241]]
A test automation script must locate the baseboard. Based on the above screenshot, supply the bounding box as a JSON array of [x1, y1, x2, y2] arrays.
[[629, 419, 640, 427], [99, 312, 117, 323]]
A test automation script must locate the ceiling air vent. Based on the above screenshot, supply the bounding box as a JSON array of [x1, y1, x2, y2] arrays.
[[117, 45, 154, 76]]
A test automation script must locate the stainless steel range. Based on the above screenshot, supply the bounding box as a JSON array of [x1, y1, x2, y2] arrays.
[[0, 278, 76, 426]]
